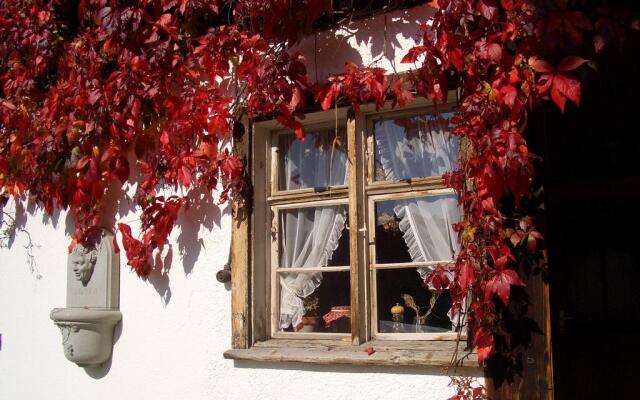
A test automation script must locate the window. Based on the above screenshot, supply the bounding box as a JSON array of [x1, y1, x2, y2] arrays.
[[226, 98, 475, 366], [269, 124, 351, 338]]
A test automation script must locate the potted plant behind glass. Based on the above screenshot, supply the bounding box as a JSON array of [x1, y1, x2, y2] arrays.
[[295, 293, 320, 332]]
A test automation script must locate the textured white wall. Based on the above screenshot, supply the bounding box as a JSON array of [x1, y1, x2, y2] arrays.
[[0, 6, 481, 400], [293, 5, 434, 80]]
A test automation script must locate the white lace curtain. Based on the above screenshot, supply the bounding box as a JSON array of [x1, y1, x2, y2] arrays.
[[279, 128, 347, 190], [278, 128, 348, 330], [375, 114, 461, 278], [376, 113, 461, 330], [376, 114, 458, 182]]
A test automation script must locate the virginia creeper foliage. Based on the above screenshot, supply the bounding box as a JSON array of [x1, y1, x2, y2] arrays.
[[1, 0, 637, 393]]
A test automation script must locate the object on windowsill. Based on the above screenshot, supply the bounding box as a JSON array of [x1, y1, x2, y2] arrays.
[[390, 303, 405, 333], [295, 293, 320, 332], [323, 306, 351, 327], [390, 303, 405, 322], [402, 292, 439, 329]]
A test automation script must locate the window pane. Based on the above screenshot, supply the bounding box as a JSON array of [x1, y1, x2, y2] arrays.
[[376, 268, 453, 333], [279, 206, 349, 268], [374, 112, 459, 181], [278, 271, 351, 333], [278, 127, 348, 191], [374, 194, 460, 264]]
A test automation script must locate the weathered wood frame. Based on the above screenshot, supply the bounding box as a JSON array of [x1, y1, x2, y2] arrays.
[[269, 199, 350, 340], [228, 98, 554, 400], [236, 98, 468, 345], [367, 189, 460, 341], [361, 101, 462, 341], [245, 107, 352, 347]]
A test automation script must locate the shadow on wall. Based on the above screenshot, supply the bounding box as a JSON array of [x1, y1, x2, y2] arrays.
[[84, 316, 123, 379], [297, 6, 430, 81], [232, 359, 484, 378], [3, 152, 233, 305], [175, 187, 224, 275], [94, 158, 230, 304]]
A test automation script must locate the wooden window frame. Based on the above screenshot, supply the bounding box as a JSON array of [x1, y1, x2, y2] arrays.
[[269, 199, 351, 340], [362, 104, 463, 341], [225, 96, 480, 368]]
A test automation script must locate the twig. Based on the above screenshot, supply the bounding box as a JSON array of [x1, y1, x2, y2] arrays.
[[0, 210, 42, 279]]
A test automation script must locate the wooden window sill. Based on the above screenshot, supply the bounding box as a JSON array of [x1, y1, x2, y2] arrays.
[[224, 339, 479, 368]]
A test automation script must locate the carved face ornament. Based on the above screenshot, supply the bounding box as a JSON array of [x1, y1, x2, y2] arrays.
[[70, 245, 98, 286]]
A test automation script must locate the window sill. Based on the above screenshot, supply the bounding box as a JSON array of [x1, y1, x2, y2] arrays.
[[224, 339, 478, 368]]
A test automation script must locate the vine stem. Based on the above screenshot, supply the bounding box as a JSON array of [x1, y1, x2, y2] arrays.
[[1, 210, 42, 279]]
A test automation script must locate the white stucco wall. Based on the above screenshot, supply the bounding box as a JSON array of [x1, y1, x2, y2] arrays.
[[0, 6, 482, 400]]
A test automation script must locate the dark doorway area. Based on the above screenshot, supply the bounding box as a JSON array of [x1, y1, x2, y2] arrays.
[[540, 27, 640, 399]]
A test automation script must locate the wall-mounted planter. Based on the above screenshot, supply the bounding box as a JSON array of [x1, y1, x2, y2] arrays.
[[51, 229, 121, 368], [50, 308, 122, 367]]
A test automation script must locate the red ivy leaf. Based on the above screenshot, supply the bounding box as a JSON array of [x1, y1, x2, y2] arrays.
[[474, 328, 494, 363], [500, 0, 514, 10], [401, 46, 428, 64], [486, 43, 502, 63], [500, 85, 517, 106], [530, 57, 553, 73], [476, 0, 498, 21], [391, 78, 414, 108], [118, 223, 150, 277], [551, 74, 581, 111], [459, 261, 474, 291], [557, 56, 588, 72], [449, 48, 464, 70], [485, 269, 525, 305]]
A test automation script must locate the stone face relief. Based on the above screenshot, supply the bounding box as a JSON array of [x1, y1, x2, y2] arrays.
[[66, 229, 119, 309], [53, 228, 122, 367], [70, 244, 98, 286]]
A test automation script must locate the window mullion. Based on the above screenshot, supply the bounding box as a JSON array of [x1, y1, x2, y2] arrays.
[[347, 109, 368, 345]]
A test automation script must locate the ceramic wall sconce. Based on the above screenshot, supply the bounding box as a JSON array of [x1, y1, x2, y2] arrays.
[[50, 229, 121, 368]]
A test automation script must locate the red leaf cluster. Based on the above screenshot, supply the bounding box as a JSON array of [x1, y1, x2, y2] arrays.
[[315, 63, 414, 113], [0, 0, 326, 275], [402, 1, 633, 381]]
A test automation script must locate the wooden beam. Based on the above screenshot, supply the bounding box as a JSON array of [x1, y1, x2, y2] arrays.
[[487, 274, 554, 400], [230, 121, 251, 349], [224, 339, 479, 368], [347, 109, 368, 345], [250, 123, 269, 343]]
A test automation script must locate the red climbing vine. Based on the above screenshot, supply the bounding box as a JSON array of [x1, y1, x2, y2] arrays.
[[1, 0, 638, 396]]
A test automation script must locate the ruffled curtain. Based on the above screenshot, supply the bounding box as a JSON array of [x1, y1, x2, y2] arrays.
[[376, 114, 458, 182], [375, 113, 461, 278], [279, 206, 347, 330], [278, 128, 348, 330], [395, 195, 460, 280], [375, 114, 461, 330]]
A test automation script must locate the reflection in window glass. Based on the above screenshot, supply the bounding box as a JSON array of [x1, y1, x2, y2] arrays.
[[376, 269, 452, 333], [374, 194, 460, 265], [278, 127, 348, 191], [279, 271, 351, 333], [374, 112, 459, 181]]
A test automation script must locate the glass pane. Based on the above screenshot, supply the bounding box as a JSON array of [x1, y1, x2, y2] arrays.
[[376, 268, 453, 333], [279, 206, 349, 268], [278, 127, 348, 191], [374, 194, 460, 264], [278, 271, 351, 333], [374, 112, 459, 181]]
